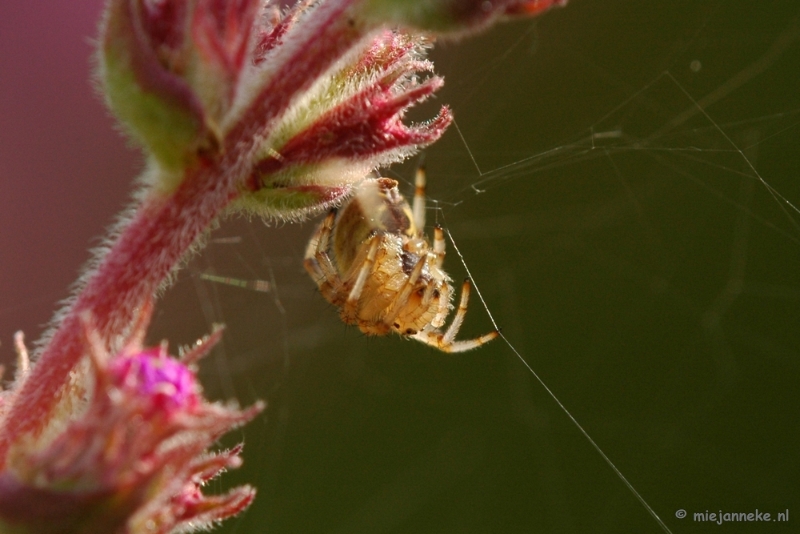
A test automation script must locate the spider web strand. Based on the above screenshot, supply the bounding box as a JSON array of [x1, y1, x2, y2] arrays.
[[443, 225, 674, 534]]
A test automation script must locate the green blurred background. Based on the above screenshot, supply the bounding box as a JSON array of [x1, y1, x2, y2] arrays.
[[2, 0, 799, 532]]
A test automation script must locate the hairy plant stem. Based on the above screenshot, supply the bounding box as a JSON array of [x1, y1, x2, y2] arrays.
[[0, 161, 237, 467], [0, 0, 365, 466]]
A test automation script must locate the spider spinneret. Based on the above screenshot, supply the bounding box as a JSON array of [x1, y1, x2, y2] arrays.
[[304, 167, 499, 352]]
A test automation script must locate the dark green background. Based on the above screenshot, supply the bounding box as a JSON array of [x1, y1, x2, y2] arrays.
[[157, 1, 799, 532], [4, 0, 800, 533]]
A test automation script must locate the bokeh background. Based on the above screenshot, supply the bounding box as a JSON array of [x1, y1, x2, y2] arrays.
[[2, 1, 799, 532]]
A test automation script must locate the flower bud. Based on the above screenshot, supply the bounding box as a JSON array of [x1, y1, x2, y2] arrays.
[[230, 30, 452, 220], [100, 0, 216, 173], [0, 321, 260, 533]]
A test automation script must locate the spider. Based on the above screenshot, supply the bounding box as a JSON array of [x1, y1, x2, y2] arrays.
[[304, 166, 499, 352]]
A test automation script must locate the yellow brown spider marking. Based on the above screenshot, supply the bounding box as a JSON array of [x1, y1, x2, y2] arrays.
[[304, 168, 498, 352]]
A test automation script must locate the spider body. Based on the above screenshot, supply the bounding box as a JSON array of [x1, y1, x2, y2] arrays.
[[304, 168, 498, 352]]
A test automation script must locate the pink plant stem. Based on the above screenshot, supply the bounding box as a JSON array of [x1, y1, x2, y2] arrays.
[[0, 162, 237, 467], [0, 0, 364, 467]]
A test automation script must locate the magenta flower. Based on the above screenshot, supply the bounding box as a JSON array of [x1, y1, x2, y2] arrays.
[[0, 305, 261, 533], [0, 0, 566, 531]]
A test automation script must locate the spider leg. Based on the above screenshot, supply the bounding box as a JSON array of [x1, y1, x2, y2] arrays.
[[412, 328, 499, 353], [304, 211, 335, 261], [341, 235, 381, 321], [303, 245, 327, 283], [432, 225, 446, 269], [437, 330, 500, 353], [442, 278, 473, 344], [428, 276, 452, 329], [383, 255, 428, 331], [412, 163, 427, 233], [304, 211, 343, 303], [420, 279, 437, 307], [411, 279, 499, 353], [317, 210, 336, 249]]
